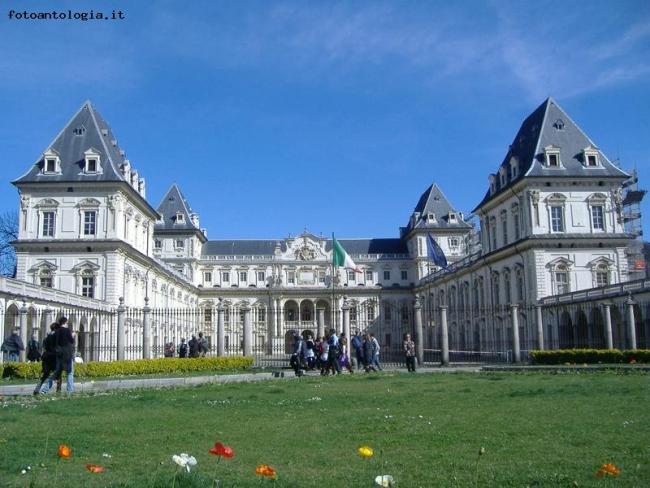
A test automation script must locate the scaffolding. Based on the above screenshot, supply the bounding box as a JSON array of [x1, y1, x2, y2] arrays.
[[621, 169, 647, 279]]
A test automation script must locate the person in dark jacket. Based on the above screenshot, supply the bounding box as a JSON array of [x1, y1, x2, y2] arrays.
[[33, 323, 59, 395], [290, 333, 305, 377], [362, 333, 377, 373], [27, 333, 41, 362], [2, 328, 25, 362], [178, 338, 188, 358], [188, 334, 200, 358], [51, 316, 75, 394]]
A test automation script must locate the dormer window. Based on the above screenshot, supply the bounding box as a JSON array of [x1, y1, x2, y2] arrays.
[[583, 147, 600, 167], [499, 167, 507, 187], [427, 212, 436, 224], [83, 149, 102, 174], [448, 212, 457, 223], [553, 119, 565, 130], [489, 174, 496, 194], [42, 150, 61, 174], [175, 212, 184, 224], [510, 156, 519, 179], [543, 146, 562, 168]]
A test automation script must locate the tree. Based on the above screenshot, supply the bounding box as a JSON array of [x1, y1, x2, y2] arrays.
[[0, 210, 18, 277]]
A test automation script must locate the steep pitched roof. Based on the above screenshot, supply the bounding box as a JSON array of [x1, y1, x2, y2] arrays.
[[154, 184, 200, 232], [474, 97, 629, 210], [13, 101, 132, 185], [403, 183, 472, 234]]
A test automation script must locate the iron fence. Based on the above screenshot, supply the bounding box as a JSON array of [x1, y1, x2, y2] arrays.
[[3, 297, 649, 367]]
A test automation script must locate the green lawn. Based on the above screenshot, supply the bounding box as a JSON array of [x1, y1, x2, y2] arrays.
[[1, 370, 648, 487]]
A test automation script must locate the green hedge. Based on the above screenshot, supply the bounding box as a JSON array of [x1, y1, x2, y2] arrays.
[[1, 356, 254, 380], [529, 349, 650, 365]]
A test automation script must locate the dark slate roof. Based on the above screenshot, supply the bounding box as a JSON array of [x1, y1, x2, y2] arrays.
[[326, 238, 408, 255], [202, 240, 285, 256], [403, 183, 472, 234], [13, 101, 131, 185], [474, 98, 629, 211], [154, 184, 200, 232], [201, 238, 408, 257]]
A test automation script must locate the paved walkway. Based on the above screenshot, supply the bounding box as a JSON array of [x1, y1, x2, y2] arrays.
[[0, 365, 483, 398]]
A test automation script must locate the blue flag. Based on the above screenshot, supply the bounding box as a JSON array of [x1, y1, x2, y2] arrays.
[[427, 233, 447, 268]]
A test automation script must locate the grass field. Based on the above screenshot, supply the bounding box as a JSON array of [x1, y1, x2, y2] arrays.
[[1, 370, 648, 487]]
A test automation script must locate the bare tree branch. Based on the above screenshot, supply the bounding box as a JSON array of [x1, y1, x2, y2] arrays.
[[0, 210, 18, 277]]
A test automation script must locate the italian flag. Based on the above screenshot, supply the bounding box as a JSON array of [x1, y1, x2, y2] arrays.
[[332, 236, 361, 273]]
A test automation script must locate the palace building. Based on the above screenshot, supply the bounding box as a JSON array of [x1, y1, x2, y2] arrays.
[[6, 98, 646, 361]]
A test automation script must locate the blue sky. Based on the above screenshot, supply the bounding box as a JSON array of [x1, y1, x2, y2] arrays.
[[1, 0, 648, 240]]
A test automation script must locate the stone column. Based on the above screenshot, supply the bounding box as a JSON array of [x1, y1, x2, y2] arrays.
[[266, 296, 274, 354], [142, 297, 151, 359], [535, 304, 544, 351], [414, 297, 424, 366], [216, 301, 225, 356], [277, 298, 284, 336], [510, 303, 521, 364], [603, 302, 613, 350], [117, 297, 126, 361], [242, 301, 252, 357], [317, 307, 325, 339], [341, 299, 351, 341], [440, 305, 449, 366], [626, 295, 637, 350], [19, 301, 28, 362]]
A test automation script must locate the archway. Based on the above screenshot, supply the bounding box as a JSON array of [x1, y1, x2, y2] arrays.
[[558, 310, 573, 349]]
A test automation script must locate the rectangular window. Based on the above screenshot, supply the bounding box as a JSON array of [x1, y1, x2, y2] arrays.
[[288, 271, 295, 284], [175, 239, 184, 249], [87, 159, 98, 172], [365, 270, 373, 282], [587, 155, 597, 166], [348, 271, 355, 281], [502, 220, 508, 245], [204, 309, 212, 323], [400, 306, 409, 323], [596, 271, 608, 287], [257, 309, 266, 322], [82, 276, 94, 298], [45, 158, 57, 172], [366, 307, 375, 321], [222, 271, 230, 283], [401, 270, 408, 281], [514, 214, 520, 240], [551, 206, 564, 232], [555, 272, 569, 294], [239, 271, 247, 282], [83, 211, 96, 235], [383, 270, 390, 281], [384, 304, 392, 321], [204, 272, 212, 282], [592, 205, 604, 230], [42, 211, 55, 237], [516, 275, 524, 301], [154, 239, 162, 249], [257, 271, 265, 282], [548, 154, 559, 166], [318, 271, 326, 283], [40, 277, 53, 288]]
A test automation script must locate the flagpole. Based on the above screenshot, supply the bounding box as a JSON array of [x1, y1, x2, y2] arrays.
[[331, 233, 336, 334]]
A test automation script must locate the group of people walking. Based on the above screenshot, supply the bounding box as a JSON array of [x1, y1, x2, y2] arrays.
[[291, 328, 418, 376], [164, 332, 209, 358], [32, 316, 76, 395]]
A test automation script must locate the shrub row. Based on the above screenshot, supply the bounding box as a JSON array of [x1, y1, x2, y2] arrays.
[[529, 349, 650, 365], [1, 356, 254, 380]]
